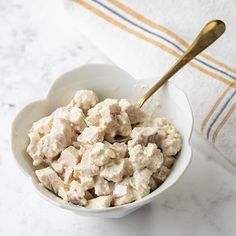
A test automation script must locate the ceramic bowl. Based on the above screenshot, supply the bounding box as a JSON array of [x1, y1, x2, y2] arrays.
[[11, 64, 193, 218]]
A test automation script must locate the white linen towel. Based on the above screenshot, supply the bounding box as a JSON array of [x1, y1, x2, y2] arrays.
[[64, 0, 236, 164]]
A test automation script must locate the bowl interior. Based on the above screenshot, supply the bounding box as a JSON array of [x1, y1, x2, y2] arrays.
[[11, 64, 193, 216]]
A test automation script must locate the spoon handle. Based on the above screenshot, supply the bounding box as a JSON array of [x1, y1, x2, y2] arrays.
[[137, 20, 225, 108]]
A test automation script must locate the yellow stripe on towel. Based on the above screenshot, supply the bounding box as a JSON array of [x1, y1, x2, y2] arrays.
[[212, 101, 236, 143], [108, 0, 236, 74], [74, 0, 236, 88], [201, 86, 231, 133]]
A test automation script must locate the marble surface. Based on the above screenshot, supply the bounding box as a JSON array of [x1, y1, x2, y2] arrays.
[[1, 1, 236, 235]]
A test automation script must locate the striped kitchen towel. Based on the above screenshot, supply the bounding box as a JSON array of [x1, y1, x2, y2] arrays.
[[64, 0, 236, 163]]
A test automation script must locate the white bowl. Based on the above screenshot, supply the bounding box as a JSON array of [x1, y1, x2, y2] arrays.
[[11, 64, 193, 218]]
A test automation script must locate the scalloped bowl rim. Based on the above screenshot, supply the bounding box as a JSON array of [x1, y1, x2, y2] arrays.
[[11, 64, 193, 216]]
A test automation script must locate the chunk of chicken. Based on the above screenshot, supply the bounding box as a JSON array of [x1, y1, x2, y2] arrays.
[[86, 143, 113, 167], [29, 116, 53, 138], [94, 176, 113, 196], [52, 106, 86, 133], [119, 99, 145, 124], [130, 127, 158, 146], [86, 195, 112, 209], [152, 118, 182, 156], [51, 146, 82, 174], [113, 191, 135, 206], [67, 180, 87, 206], [113, 178, 130, 198], [86, 99, 121, 126], [27, 118, 73, 166], [161, 134, 182, 156], [105, 111, 132, 141], [100, 158, 133, 182], [149, 176, 158, 191], [163, 156, 175, 168], [69, 90, 99, 111], [77, 126, 105, 148], [78, 151, 100, 177], [113, 179, 136, 206], [131, 168, 152, 199], [85, 99, 132, 140], [80, 176, 95, 190], [152, 166, 170, 182], [104, 141, 128, 159], [35, 167, 65, 194], [27, 116, 53, 166], [38, 118, 73, 162], [128, 143, 163, 172]]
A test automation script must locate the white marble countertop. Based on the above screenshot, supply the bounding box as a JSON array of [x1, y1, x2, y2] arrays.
[[1, 1, 236, 235]]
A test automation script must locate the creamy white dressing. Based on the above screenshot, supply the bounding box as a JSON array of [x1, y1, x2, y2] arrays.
[[27, 90, 182, 209]]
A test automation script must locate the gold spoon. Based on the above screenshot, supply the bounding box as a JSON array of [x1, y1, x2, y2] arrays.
[[137, 20, 226, 108]]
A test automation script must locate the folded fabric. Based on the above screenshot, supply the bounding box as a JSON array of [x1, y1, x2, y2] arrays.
[[64, 0, 236, 164]]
